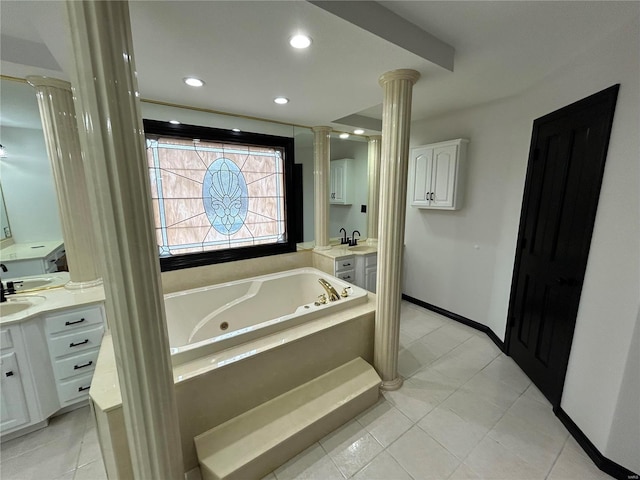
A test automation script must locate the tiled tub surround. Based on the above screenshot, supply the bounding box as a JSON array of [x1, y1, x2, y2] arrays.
[[90, 277, 376, 476], [166, 267, 368, 366], [3, 301, 612, 480]]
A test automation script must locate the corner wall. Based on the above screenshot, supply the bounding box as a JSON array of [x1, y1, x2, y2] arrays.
[[404, 15, 639, 468]]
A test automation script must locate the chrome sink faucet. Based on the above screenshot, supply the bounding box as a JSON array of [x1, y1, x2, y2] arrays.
[[318, 278, 340, 302]]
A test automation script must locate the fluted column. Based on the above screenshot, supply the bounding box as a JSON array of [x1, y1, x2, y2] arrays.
[[312, 126, 332, 250], [375, 69, 420, 390], [366, 135, 382, 243], [66, 2, 183, 478], [27, 76, 102, 289]]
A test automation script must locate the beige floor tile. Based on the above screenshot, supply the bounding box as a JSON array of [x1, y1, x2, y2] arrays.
[[398, 341, 440, 377], [356, 399, 413, 447], [522, 382, 550, 406], [382, 377, 445, 422], [481, 354, 532, 394], [74, 458, 107, 480], [488, 412, 567, 474], [506, 395, 569, 440], [352, 451, 412, 480], [77, 425, 102, 467], [439, 388, 507, 430], [448, 462, 483, 479], [319, 420, 383, 478], [463, 437, 547, 479], [418, 406, 489, 460], [274, 442, 343, 480], [459, 371, 522, 411], [547, 438, 613, 479], [387, 426, 460, 480]]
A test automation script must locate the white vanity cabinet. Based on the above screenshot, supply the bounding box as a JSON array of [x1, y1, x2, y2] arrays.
[[44, 305, 105, 407], [0, 241, 65, 279], [330, 159, 352, 205], [410, 139, 468, 210], [333, 256, 356, 284], [1, 320, 58, 438], [354, 253, 377, 293]]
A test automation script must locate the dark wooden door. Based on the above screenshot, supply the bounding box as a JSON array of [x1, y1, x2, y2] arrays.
[[506, 85, 619, 407]]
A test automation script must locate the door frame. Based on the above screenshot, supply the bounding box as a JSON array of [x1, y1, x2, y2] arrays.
[[504, 84, 620, 407]]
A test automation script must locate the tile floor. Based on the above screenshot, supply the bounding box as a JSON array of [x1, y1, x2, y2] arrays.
[[0, 300, 613, 480]]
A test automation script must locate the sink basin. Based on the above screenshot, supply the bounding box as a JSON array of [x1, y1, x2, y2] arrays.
[[0, 296, 46, 318], [348, 245, 376, 253]]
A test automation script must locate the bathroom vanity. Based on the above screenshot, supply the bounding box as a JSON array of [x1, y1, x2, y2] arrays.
[[313, 243, 378, 293], [0, 276, 105, 439], [0, 240, 65, 279]]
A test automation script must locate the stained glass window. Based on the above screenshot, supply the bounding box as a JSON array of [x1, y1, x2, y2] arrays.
[[146, 137, 287, 258], [141, 118, 298, 271]]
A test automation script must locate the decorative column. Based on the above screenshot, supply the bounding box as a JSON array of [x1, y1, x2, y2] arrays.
[[375, 69, 420, 390], [366, 135, 382, 243], [66, 2, 183, 479], [312, 126, 332, 250], [26, 76, 102, 289]]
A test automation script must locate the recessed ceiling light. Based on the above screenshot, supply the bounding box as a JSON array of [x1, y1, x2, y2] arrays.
[[274, 97, 289, 105], [232, 128, 241, 132], [289, 34, 312, 49], [353, 129, 365, 135], [169, 120, 181, 125], [339, 133, 350, 139], [183, 77, 205, 87]]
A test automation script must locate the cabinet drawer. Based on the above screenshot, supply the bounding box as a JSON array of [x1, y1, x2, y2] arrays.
[[335, 269, 355, 283], [48, 325, 104, 359], [46, 306, 103, 335], [0, 329, 13, 350], [53, 348, 99, 381], [335, 257, 355, 272], [57, 373, 93, 404]]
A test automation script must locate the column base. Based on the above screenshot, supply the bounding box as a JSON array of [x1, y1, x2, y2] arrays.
[[313, 245, 332, 251], [379, 376, 404, 391], [65, 278, 104, 290]]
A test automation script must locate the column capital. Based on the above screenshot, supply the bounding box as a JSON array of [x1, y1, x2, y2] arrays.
[[368, 135, 382, 142], [26, 76, 72, 91], [312, 126, 332, 134], [378, 69, 421, 87]]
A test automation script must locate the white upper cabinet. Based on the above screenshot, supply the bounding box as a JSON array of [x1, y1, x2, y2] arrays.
[[330, 159, 352, 205], [409, 139, 468, 210]]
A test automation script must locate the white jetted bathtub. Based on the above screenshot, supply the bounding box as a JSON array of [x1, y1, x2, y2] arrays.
[[165, 267, 368, 365]]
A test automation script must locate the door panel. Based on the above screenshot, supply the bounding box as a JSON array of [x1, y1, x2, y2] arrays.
[[432, 145, 456, 207], [507, 85, 619, 407]]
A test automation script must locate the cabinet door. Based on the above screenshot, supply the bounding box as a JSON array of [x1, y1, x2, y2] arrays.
[[0, 351, 30, 432], [330, 160, 350, 205], [365, 266, 377, 293], [410, 147, 433, 207], [431, 144, 458, 208]]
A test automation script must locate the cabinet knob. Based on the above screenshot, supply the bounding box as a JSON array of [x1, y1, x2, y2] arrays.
[[5, 371, 14, 377]]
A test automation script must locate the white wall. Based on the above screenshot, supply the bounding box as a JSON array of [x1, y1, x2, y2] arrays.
[[404, 15, 639, 468], [329, 139, 368, 240], [0, 125, 62, 243]]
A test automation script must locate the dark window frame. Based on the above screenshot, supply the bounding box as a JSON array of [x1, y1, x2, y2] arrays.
[[143, 119, 297, 272]]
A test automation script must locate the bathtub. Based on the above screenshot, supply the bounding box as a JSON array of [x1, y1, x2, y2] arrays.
[[164, 267, 368, 366]]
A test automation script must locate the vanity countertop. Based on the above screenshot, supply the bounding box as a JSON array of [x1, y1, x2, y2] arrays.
[[312, 242, 378, 260], [0, 240, 64, 261], [0, 272, 105, 326]]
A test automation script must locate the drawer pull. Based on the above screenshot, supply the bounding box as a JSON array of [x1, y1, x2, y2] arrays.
[[344, 276, 351, 280], [70, 339, 89, 348], [65, 318, 86, 326], [78, 385, 91, 392], [343, 263, 351, 267], [74, 361, 93, 370], [5, 371, 14, 377]]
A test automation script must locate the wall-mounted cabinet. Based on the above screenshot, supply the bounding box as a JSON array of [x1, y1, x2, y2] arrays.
[[409, 139, 468, 210], [330, 159, 352, 205]]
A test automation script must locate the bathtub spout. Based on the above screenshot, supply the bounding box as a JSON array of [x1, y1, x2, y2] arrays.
[[318, 278, 340, 302]]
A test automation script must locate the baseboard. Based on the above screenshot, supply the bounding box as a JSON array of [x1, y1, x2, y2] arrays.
[[401, 293, 637, 480], [554, 407, 638, 480], [401, 294, 505, 352]]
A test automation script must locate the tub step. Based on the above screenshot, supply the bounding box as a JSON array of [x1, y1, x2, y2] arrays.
[[194, 357, 381, 480]]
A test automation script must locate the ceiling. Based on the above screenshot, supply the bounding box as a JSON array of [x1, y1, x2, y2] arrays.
[[1, 1, 638, 134]]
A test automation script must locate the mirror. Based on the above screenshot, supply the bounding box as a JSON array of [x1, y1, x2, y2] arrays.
[[0, 183, 11, 239]]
